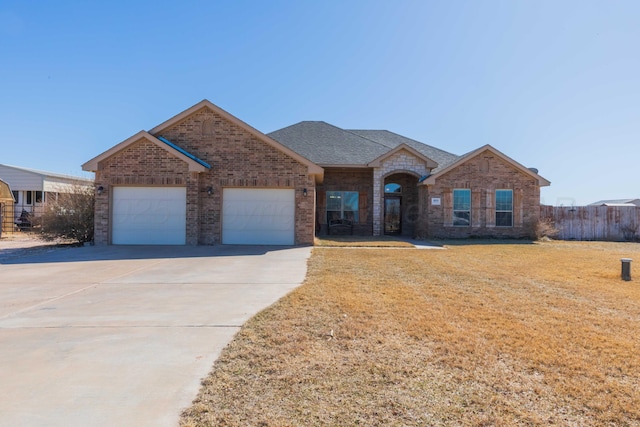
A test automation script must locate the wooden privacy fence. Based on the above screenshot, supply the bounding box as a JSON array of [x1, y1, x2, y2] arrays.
[[541, 205, 640, 241]]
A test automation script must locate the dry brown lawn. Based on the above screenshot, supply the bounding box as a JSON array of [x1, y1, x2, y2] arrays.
[[314, 235, 416, 247], [181, 240, 640, 427]]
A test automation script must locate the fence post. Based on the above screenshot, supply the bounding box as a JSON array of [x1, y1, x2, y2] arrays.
[[621, 258, 632, 281]]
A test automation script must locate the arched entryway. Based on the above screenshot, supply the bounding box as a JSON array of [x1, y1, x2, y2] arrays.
[[383, 173, 419, 236]]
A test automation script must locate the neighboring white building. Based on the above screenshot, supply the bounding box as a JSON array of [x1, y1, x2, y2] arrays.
[[0, 164, 93, 220], [589, 199, 640, 207]]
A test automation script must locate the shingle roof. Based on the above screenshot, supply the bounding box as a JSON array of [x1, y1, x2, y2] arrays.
[[268, 122, 459, 171], [267, 122, 388, 166], [347, 129, 459, 172]]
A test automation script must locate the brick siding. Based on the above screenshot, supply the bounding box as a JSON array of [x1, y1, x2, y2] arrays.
[[94, 139, 194, 245], [94, 107, 315, 245], [317, 168, 373, 235], [424, 150, 540, 239]]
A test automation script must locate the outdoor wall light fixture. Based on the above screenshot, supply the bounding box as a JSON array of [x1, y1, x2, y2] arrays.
[[97, 186, 104, 195], [303, 188, 308, 197], [207, 186, 213, 196]]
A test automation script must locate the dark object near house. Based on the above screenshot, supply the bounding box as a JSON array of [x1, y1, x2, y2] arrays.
[[15, 210, 31, 230], [329, 219, 353, 235], [621, 258, 632, 281]]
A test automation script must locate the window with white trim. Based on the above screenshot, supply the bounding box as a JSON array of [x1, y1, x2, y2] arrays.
[[327, 191, 359, 223], [496, 189, 513, 227], [453, 189, 471, 226]]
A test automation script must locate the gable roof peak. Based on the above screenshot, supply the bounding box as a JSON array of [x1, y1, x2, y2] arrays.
[[141, 100, 323, 176], [82, 130, 209, 173], [421, 144, 550, 187], [346, 129, 460, 172], [367, 143, 439, 169]]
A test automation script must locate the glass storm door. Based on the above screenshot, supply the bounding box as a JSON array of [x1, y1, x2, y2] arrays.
[[384, 197, 401, 234]]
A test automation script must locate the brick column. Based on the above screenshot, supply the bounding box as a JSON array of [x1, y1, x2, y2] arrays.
[[372, 169, 382, 236]]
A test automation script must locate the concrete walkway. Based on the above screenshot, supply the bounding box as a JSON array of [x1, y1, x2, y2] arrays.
[[0, 244, 311, 427]]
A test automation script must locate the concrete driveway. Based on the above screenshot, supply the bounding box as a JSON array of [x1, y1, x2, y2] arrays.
[[0, 244, 311, 427]]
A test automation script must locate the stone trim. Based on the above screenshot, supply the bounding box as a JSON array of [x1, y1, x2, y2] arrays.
[[372, 151, 430, 236]]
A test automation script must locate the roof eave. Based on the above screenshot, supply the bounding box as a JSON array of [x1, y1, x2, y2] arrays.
[[420, 144, 551, 187], [320, 164, 372, 169], [82, 131, 209, 173], [367, 143, 439, 169], [1, 164, 91, 182]]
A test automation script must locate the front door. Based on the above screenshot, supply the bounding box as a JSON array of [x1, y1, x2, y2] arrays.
[[384, 197, 401, 234]]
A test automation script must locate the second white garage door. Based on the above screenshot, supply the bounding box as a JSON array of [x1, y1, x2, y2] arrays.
[[222, 188, 295, 245], [112, 187, 187, 245]]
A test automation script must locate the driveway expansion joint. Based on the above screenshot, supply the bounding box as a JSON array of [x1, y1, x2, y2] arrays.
[[0, 283, 101, 321], [0, 244, 311, 427]]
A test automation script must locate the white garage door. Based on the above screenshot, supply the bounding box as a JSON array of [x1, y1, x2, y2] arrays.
[[222, 188, 295, 245], [112, 187, 186, 245]]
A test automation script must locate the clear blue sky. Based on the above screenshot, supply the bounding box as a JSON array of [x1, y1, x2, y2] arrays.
[[1, 0, 638, 206]]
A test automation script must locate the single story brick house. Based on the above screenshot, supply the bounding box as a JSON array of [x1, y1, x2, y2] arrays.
[[82, 100, 550, 245]]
